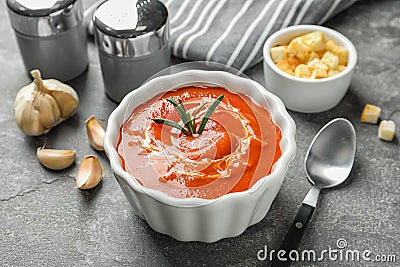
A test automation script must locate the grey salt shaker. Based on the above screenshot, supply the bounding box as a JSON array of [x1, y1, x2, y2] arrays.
[[7, 0, 89, 81], [93, 0, 170, 103]]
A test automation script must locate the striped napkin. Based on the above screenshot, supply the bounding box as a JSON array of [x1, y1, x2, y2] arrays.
[[161, 0, 357, 72]]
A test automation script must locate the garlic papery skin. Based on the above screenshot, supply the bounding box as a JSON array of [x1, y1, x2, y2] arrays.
[[85, 115, 105, 151], [76, 155, 103, 189], [13, 69, 79, 136], [37, 148, 76, 170]]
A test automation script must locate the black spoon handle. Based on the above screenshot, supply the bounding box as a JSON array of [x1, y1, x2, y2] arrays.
[[271, 203, 315, 267]]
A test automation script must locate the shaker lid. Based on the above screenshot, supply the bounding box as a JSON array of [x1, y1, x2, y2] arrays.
[[7, 0, 83, 37], [94, 0, 168, 38], [6, 0, 76, 17]]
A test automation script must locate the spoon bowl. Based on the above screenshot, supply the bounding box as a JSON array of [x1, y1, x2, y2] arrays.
[[305, 118, 356, 188]]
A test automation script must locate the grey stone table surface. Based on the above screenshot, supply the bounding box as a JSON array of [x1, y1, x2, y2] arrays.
[[0, 0, 399, 266]]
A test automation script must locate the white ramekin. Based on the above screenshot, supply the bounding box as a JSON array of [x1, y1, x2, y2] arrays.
[[104, 70, 296, 242], [263, 25, 357, 113]]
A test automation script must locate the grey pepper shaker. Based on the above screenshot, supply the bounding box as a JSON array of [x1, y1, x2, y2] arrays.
[[7, 0, 89, 81], [93, 0, 170, 103]]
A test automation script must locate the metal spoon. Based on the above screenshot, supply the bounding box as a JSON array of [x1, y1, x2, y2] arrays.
[[271, 118, 356, 267]]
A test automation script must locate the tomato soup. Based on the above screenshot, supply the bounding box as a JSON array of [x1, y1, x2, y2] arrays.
[[117, 86, 281, 199]]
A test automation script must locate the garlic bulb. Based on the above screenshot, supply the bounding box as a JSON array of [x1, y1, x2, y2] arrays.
[[14, 69, 79, 136]]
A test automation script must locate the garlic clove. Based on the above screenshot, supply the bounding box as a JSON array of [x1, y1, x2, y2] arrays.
[[51, 91, 79, 119], [14, 98, 46, 136], [44, 79, 79, 119], [34, 92, 61, 129], [85, 115, 105, 151], [37, 148, 76, 170], [76, 155, 103, 189]]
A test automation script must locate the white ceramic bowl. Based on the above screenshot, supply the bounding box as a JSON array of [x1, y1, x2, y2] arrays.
[[263, 25, 357, 113], [104, 70, 296, 242]]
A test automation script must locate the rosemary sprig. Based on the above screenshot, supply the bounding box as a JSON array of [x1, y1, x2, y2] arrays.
[[197, 95, 224, 134], [152, 95, 224, 136]]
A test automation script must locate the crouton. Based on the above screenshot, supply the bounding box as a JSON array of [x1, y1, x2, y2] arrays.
[[334, 47, 348, 66], [307, 58, 329, 71], [326, 40, 348, 65], [300, 31, 326, 51], [276, 57, 300, 73], [270, 46, 287, 63], [328, 69, 340, 77], [287, 37, 311, 62], [295, 64, 311, 78], [326, 40, 338, 52], [311, 69, 328, 79], [361, 104, 381, 124], [378, 120, 396, 141], [321, 51, 339, 69]]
